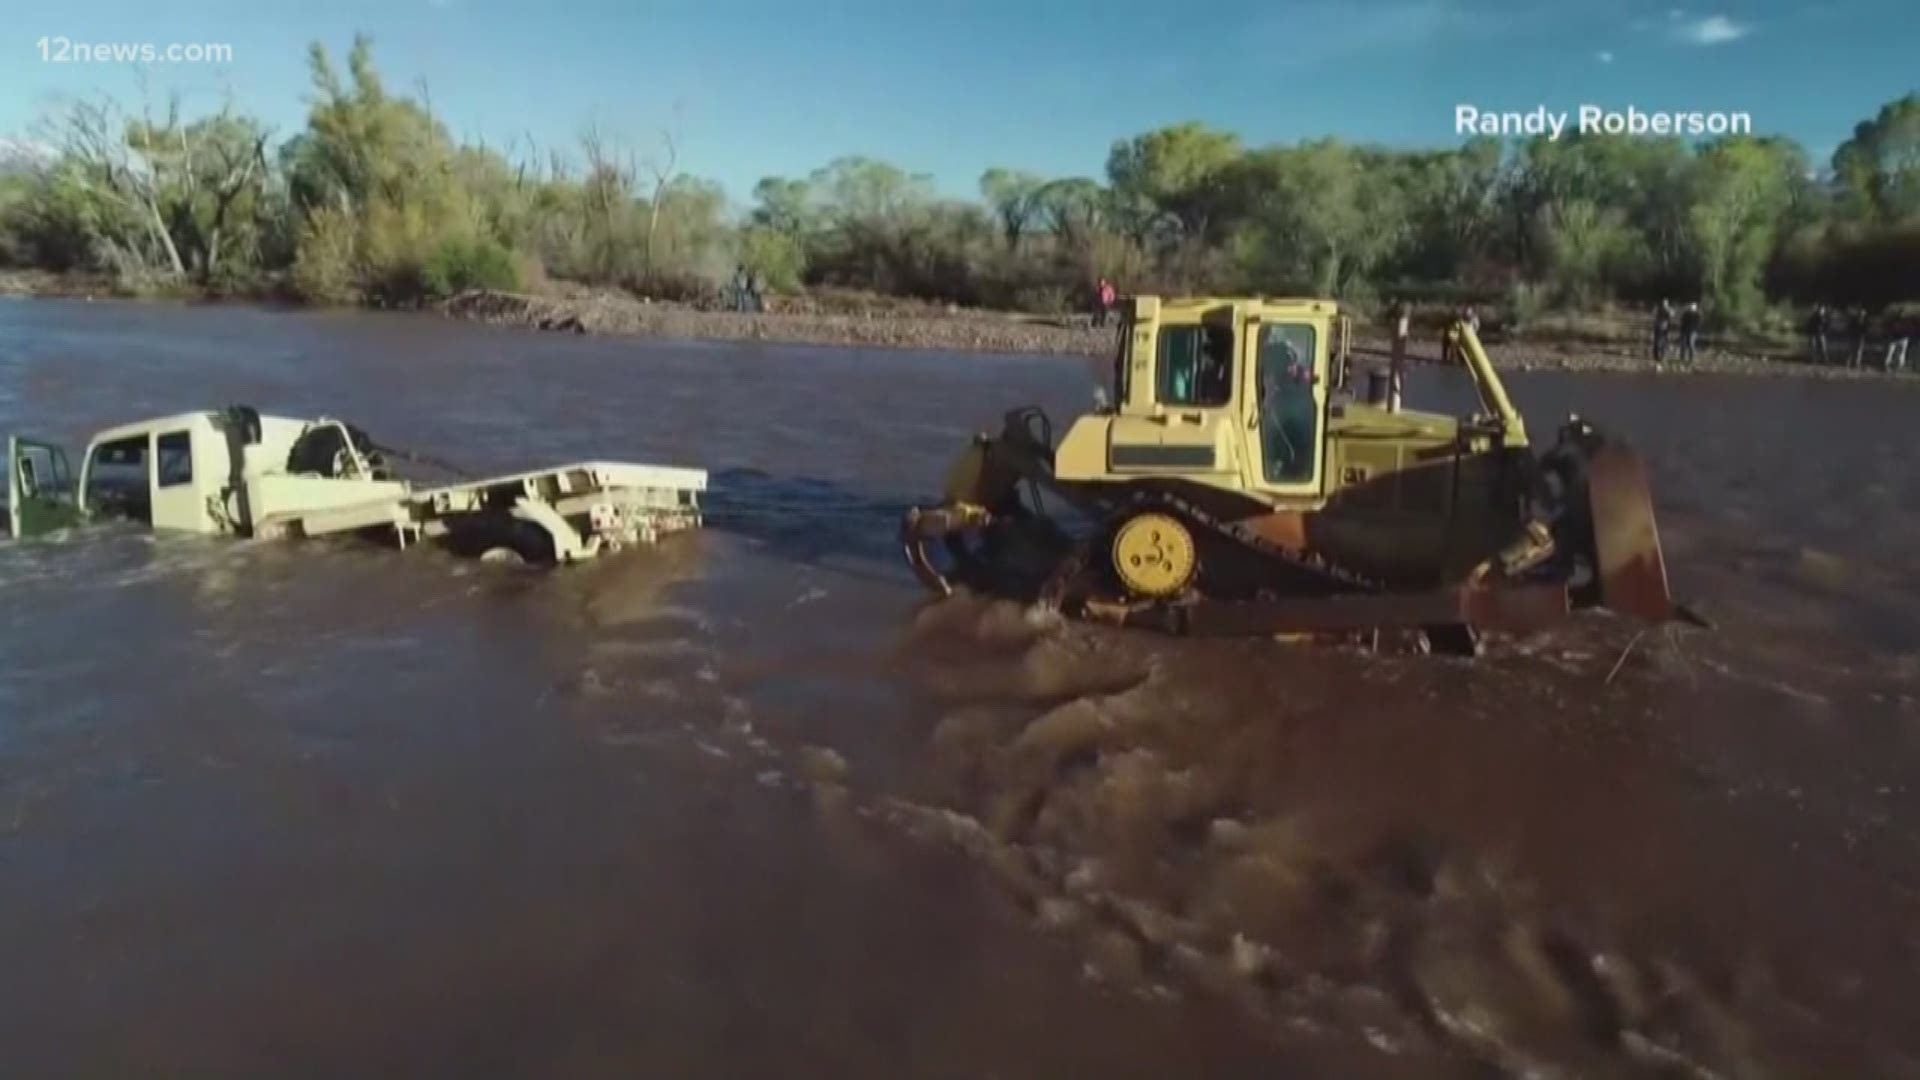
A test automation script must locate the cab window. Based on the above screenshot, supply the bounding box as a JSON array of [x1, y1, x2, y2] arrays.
[[15, 445, 72, 498], [156, 431, 193, 487], [85, 435, 152, 522], [1257, 323, 1321, 484], [1156, 323, 1234, 407]]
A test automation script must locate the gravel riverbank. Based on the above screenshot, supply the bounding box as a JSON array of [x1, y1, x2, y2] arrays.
[[436, 287, 1119, 357], [5, 271, 1909, 380], [439, 287, 1914, 381]]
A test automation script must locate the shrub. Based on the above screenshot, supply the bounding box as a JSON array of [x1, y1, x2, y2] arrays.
[[1768, 221, 1920, 307], [200, 260, 265, 299], [1011, 284, 1072, 315], [622, 268, 714, 304], [420, 235, 520, 298], [737, 225, 803, 292], [1503, 281, 1547, 328], [290, 205, 359, 304]]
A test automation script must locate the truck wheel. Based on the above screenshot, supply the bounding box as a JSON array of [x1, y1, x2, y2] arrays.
[[446, 516, 556, 568], [479, 545, 528, 567]]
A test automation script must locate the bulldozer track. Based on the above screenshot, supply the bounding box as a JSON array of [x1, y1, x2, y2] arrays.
[[1107, 488, 1389, 600], [1024, 486, 1394, 625]]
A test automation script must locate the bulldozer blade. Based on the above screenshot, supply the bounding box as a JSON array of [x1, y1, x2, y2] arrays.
[[1585, 442, 1685, 625]]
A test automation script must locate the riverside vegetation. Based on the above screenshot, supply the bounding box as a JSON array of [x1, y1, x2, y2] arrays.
[[0, 34, 1915, 350]]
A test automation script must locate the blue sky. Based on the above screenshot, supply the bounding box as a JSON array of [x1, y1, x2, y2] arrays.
[[4, 0, 1916, 209]]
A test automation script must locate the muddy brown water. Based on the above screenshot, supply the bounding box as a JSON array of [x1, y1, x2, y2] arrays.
[[2, 297, 1918, 1078]]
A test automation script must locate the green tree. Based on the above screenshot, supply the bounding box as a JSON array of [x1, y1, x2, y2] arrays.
[[1537, 199, 1630, 307], [1832, 92, 1920, 223], [978, 167, 1045, 250], [737, 224, 803, 291], [1031, 178, 1109, 249], [749, 176, 814, 237], [802, 156, 935, 290], [1685, 136, 1802, 318], [290, 34, 504, 300], [1225, 140, 1405, 296], [1392, 137, 1506, 283], [1105, 121, 1241, 245], [808, 156, 933, 226], [125, 111, 273, 280]]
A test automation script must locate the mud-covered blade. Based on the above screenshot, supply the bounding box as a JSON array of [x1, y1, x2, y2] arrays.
[[1586, 442, 1687, 625]]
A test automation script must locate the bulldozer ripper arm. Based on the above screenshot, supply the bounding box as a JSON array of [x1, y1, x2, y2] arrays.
[[901, 502, 994, 597], [1448, 321, 1529, 447]]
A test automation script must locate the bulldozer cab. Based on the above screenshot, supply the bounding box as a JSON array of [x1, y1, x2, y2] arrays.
[[1104, 296, 1337, 501]]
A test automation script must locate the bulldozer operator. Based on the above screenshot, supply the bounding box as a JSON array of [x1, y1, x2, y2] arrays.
[[1257, 324, 1318, 483]]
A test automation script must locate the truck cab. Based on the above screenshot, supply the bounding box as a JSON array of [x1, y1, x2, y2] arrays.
[[8, 408, 403, 539]]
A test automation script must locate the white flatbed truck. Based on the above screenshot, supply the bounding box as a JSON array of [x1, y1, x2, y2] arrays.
[[5, 406, 705, 565]]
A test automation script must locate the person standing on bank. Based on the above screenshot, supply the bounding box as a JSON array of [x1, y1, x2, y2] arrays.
[[1652, 298, 1673, 364], [1678, 301, 1701, 363], [1886, 315, 1911, 372], [727, 264, 750, 312], [1389, 299, 1411, 408], [1850, 306, 1872, 368], [1807, 303, 1831, 365]]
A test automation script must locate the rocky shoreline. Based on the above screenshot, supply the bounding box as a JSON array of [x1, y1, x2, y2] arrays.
[[435, 287, 1121, 357], [0, 268, 123, 299], [4, 270, 1910, 380], [441, 287, 1912, 381]]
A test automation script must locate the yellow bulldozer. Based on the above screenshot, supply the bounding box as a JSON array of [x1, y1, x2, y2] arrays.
[[900, 295, 1706, 655]]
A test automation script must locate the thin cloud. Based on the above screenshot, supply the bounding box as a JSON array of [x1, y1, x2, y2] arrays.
[[1597, 50, 1616, 63], [0, 137, 54, 172], [1627, 8, 1681, 32], [1675, 14, 1750, 44], [1253, 0, 1475, 67]]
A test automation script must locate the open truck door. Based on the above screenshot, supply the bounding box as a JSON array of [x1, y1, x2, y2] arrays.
[[7, 435, 84, 539]]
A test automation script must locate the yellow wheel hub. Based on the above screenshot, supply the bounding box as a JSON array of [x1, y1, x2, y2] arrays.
[[1111, 512, 1197, 598]]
